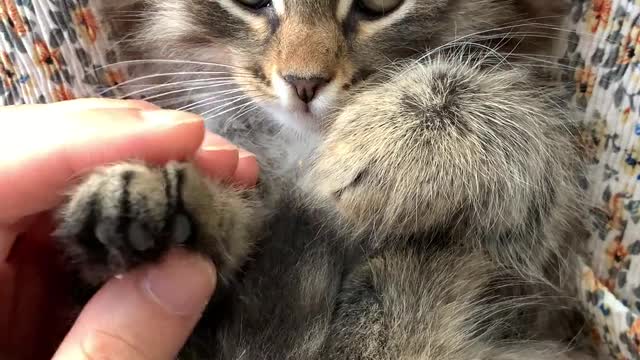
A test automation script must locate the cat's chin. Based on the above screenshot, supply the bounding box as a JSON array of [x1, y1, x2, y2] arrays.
[[262, 103, 325, 133]]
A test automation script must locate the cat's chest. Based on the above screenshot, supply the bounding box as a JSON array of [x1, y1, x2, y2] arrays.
[[192, 206, 372, 359]]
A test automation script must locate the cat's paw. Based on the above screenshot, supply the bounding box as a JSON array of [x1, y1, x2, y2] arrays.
[[304, 59, 566, 237], [55, 161, 200, 284]]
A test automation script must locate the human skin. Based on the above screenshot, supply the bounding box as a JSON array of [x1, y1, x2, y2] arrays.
[[0, 99, 258, 360]]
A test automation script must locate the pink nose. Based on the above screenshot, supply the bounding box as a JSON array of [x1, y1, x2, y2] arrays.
[[283, 75, 329, 103]]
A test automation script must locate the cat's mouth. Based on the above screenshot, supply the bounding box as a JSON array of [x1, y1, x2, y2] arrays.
[[258, 102, 321, 131], [262, 84, 336, 131], [258, 68, 347, 130]]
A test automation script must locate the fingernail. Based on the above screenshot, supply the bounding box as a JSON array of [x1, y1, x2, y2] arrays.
[[140, 110, 203, 127], [200, 132, 237, 153], [127, 100, 161, 110], [238, 149, 256, 159], [142, 250, 216, 315], [201, 145, 238, 153]]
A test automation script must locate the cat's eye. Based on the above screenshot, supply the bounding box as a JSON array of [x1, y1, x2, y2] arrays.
[[235, 0, 272, 10], [356, 0, 403, 17]]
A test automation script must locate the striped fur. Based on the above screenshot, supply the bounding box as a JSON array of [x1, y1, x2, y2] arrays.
[[56, 0, 595, 358]]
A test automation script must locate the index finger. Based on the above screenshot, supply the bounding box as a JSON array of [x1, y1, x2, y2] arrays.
[[0, 104, 205, 223]]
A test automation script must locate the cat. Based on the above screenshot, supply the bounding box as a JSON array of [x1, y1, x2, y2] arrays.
[[56, 0, 596, 358]]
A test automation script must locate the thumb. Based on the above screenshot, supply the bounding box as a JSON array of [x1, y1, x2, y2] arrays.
[[52, 250, 216, 360]]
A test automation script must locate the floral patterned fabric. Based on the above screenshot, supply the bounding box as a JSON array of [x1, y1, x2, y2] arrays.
[[0, 0, 638, 359], [567, 0, 640, 358], [0, 0, 123, 106]]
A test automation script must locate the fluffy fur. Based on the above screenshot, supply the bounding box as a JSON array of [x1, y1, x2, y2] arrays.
[[56, 0, 595, 358]]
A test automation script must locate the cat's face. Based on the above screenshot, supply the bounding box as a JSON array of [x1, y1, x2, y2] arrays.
[[131, 0, 564, 131]]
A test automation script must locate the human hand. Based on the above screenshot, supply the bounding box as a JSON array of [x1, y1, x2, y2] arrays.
[[0, 99, 258, 359]]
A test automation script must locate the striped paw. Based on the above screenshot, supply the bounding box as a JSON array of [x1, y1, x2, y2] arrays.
[[55, 161, 199, 284]]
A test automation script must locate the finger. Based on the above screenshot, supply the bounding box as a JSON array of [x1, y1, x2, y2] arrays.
[[0, 108, 205, 223], [1, 214, 69, 359], [0, 227, 16, 263], [49, 98, 161, 111], [52, 250, 216, 360], [0, 215, 37, 262], [194, 133, 260, 187], [194, 132, 239, 181], [2, 98, 159, 112], [234, 149, 260, 187], [0, 263, 15, 353]]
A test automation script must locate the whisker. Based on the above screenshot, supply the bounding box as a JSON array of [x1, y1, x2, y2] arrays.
[[203, 103, 257, 123], [228, 104, 259, 123], [148, 90, 258, 109], [215, 102, 259, 128], [178, 90, 249, 112], [100, 72, 248, 95], [506, 54, 579, 70], [200, 96, 254, 117], [95, 59, 248, 71], [117, 77, 242, 98], [132, 82, 243, 102], [488, 34, 526, 73]]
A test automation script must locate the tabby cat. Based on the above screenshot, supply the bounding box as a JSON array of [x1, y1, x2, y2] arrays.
[[56, 0, 595, 358]]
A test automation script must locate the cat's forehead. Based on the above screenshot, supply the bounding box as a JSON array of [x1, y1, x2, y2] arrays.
[[268, 0, 338, 23], [262, 0, 444, 19], [276, 0, 336, 12]]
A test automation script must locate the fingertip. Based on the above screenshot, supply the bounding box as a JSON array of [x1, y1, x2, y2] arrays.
[[199, 132, 236, 150], [193, 132, 242, 181], [233, 151, 260, 187], [53, 250, 216, 360], [142, 250, 216, 316], [52, 98, 161, 111], [99, 110, 207, 166]]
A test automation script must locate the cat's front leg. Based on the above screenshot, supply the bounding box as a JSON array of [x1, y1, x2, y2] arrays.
[[304, 58, 584, 261], [55, 161, 264, 286]]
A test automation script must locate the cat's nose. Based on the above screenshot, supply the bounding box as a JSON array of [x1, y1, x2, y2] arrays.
[[283, 75, 329, 103]]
